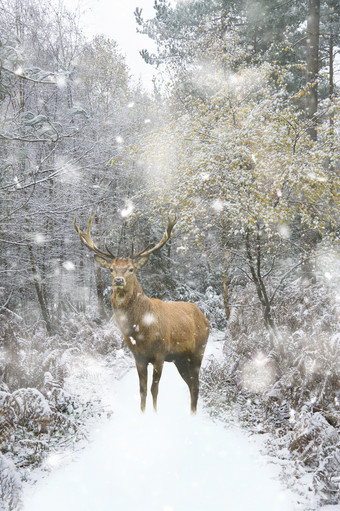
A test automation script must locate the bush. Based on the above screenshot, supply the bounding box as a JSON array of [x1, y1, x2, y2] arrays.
[[0, 312, 122, 509], [0, 453, 22, 511], [201, 278, 340, 507]]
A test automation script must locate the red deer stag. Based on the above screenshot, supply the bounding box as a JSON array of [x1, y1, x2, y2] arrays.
[[74, 213, 209, 413]]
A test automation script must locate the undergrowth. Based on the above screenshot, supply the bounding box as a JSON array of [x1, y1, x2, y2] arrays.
[[201, 278, 340, 509], [0, 313, 121, 510], [1, 275, 339, 510]]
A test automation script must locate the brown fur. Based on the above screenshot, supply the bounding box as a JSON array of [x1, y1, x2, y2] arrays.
[[95, 256, 210, 413]]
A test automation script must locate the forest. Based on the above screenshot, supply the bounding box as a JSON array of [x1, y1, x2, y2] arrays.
[[0, 0, 339, 509]]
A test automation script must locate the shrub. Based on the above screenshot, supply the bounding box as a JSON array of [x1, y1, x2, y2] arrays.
[[201, 278, 340, 506], [0, 453, 22, 511]]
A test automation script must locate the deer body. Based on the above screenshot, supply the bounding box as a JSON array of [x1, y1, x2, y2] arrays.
[[74, 216, 209, 413]]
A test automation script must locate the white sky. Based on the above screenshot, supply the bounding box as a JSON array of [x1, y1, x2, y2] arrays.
[[65, 0, 168, 90]]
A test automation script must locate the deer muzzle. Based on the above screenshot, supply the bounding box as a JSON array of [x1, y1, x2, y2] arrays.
[[113, 277, 125, 288]]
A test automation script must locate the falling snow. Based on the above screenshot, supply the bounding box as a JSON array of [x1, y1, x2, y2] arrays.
[[277, 223, 291, 239], [241, 352, 276, 393], [62, 261, 75, 271], [56, 74, 67, 89], [120, 201, 134, 218], [211, 199, 224, 212], [142, 312, 156, 326], [33, 233, 46, 245]]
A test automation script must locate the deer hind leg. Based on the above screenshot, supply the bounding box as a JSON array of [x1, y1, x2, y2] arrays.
[[187, 356, 201, 414], [136, 360, 148, 413], [151, 359, 164, 412], [175, 356, 201, 414], [189, 362, 200, 414]]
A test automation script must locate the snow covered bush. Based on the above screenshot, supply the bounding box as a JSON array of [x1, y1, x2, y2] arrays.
[[196, 287, 226, 330], [0, 312, 121, 508], [0, 453, 22, 511], [289, 410, 339, 504], [0, 314, 29, 390], [11, 388, 53, 433], [201, 277, 340, 507], [0, 391, 16, 442]]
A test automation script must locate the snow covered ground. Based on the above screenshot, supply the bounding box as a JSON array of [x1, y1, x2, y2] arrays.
[[22, 342, 301, 511]]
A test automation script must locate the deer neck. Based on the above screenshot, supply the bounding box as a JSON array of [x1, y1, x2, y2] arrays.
[[111, 277, 144, 309], [111, 278, 151, 335]]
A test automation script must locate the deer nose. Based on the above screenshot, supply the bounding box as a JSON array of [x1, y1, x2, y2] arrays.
[[113, 277, 125, 287]]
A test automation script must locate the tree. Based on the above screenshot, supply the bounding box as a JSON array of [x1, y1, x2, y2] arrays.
[[136, 0, 339, 134], [305, 0, 320, 140], [130, 0, 340, 331], [0, 0, 154, 328], [131, 43, 339, 329], [320, 0, 340, 131]]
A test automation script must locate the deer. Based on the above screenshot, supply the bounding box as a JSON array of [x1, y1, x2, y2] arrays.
[[74, 213, 210, 414]]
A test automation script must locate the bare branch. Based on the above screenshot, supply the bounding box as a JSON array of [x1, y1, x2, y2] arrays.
[[1, 65, 57, 85]]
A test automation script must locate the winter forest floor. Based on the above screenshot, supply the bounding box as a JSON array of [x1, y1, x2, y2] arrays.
[[19, 334, 337, 511]]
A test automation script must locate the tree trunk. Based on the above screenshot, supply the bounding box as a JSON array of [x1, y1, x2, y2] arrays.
[[222, 267, 230, 321], [27, 244, 53, 334], [245, 229, 275, 331], [221, 218, 231, 320], [305, 0, 320, 141], [329, 31, 334, 131], [95, 266, 109, 320], [93, 215, 109, 320]]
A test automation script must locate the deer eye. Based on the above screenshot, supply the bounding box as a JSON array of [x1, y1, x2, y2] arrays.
[[129, 267, 134, 273]]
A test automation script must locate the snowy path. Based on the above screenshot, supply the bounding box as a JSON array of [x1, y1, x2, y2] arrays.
[[23, 361, 298, 511]]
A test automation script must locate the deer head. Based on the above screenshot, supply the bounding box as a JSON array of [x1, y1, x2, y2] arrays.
[[74, 213, 176, 292]]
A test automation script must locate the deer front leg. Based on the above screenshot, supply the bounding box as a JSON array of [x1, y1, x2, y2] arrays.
[[151, 359, 164, 412], [135, 359, 148, 413]]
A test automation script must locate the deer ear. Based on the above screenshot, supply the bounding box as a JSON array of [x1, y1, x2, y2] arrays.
[[134, 256, 149, 270], [94, 255, 112, 269]]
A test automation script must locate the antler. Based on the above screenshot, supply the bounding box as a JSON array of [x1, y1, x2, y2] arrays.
[[74, 212, 116, 260], [133, 216, 177, 259]]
